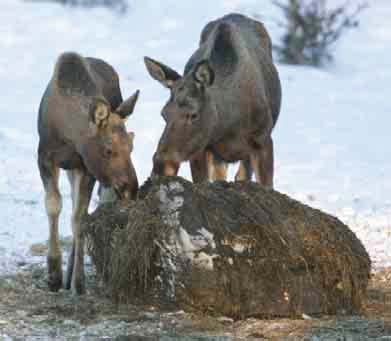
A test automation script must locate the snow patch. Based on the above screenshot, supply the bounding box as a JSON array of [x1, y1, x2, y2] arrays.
[[177, 228, 196, 258], [158, 183, 184, 228], [232, 243, 247, 254], [193, 251, 218, 271], [176, 228, 218, 270], [198, 227, 216, 249]]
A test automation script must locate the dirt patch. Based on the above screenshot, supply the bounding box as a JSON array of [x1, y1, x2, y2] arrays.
[[364, 269, 391, 323], [1, 259, 391, 339]]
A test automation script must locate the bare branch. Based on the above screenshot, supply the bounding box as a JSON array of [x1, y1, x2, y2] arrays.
[[273, 0, 367, 66]]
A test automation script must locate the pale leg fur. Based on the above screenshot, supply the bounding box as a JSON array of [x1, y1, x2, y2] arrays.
[[249, 136, 274, 188], [235, 159, 253, 181], [46, 169, 62, 291], [206, 151, 228, 181], [38, 156, 63, 292], [66, 169, 95, 295], [206, 151, 216, 181], [213, 161, 228, 181]]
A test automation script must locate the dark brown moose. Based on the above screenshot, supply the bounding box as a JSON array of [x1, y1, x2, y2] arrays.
[[37, 52, 139, 295], [145, 13, 281, 186]]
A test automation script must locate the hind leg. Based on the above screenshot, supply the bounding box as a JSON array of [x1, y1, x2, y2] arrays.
[[38, 152, 63, 291], [250, 136, 274, 188], [213, 160, 228, 181], [65, 169, 95, 295], [207, 151, 228, 181], [235, 159, 253, 181]]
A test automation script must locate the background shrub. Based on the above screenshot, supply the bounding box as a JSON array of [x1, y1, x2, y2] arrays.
[[25, 0, 129, 14], [273, 0, 367, 66]]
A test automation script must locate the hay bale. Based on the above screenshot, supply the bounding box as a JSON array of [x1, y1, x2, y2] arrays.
[[84, 176, 370, 319]]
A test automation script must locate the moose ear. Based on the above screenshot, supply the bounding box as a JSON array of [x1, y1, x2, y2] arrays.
[[115, 90, 140, 119], [128, 131, 135, 141], [144, 57, 181, 88], [193, 60, 215, 87], [89, 97, 111, 129]]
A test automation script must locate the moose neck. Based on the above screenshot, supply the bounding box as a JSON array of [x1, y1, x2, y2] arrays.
[[207, 84, 242, 145]]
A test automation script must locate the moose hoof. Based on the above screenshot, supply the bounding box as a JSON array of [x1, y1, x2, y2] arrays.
[[47, 256, 63, 292]]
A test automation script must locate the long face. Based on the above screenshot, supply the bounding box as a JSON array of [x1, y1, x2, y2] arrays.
[[144, 57, 216, 176], [81, 92, 139, 200]]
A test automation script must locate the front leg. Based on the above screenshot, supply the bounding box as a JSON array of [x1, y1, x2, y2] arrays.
[[190, 151, 209, 183], [66, 169, 95, 295], [250, 136, 274, 188], [235, 159, 253, 181], [38, 150, 63, 291], [152, 152, 180, 177], [207, 151, 228, 181]]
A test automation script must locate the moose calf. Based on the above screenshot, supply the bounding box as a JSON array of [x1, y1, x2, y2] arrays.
[[37, 52, 139, 294]]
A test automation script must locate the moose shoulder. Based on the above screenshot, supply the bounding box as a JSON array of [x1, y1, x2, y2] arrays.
[[144, 13, 281, 186], [37, 52, 139, 295]]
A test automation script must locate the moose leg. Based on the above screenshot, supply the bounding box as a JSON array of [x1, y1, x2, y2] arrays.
[[64, 170, 75, 291], [235, 159, 253, 181], [64, 241, 75, 291], [207, 151, 228, 181], [38, 154, 63, 291], [190, 151, 209, 183], [206, 151, 216, 181], [250, 136, 274, 188], [66, 169, 95, 295], [214, 162, 228, 180]]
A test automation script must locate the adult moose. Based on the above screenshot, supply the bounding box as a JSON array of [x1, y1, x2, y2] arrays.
[[38, 52, 139, 295], [144, 13, 281, 186]]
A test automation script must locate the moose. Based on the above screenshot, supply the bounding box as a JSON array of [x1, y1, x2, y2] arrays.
[[145, 13, 281, 186], [37, 52, 139, 295]]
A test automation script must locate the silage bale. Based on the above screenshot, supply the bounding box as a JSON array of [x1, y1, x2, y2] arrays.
[[84, 176, 370, 319]]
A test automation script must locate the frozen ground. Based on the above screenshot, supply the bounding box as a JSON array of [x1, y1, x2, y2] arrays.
[[0, 0, 390, 274]]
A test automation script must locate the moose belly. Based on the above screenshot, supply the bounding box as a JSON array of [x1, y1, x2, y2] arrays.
[[52, 146, 84, 170], [210, 138, 251, 163]]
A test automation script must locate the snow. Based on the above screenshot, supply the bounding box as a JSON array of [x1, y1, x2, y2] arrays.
[[198, 227, 216, 249], [193, 251, 216, 270], [158, 182, 184, 229], [158, 183, 217, 273], [0, 0, 390, 274]]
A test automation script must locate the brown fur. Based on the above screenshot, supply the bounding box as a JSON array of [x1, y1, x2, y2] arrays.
[[145, 14, 281, 186], [207, 151, 228, 181], [37, 52, 139, 294]]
